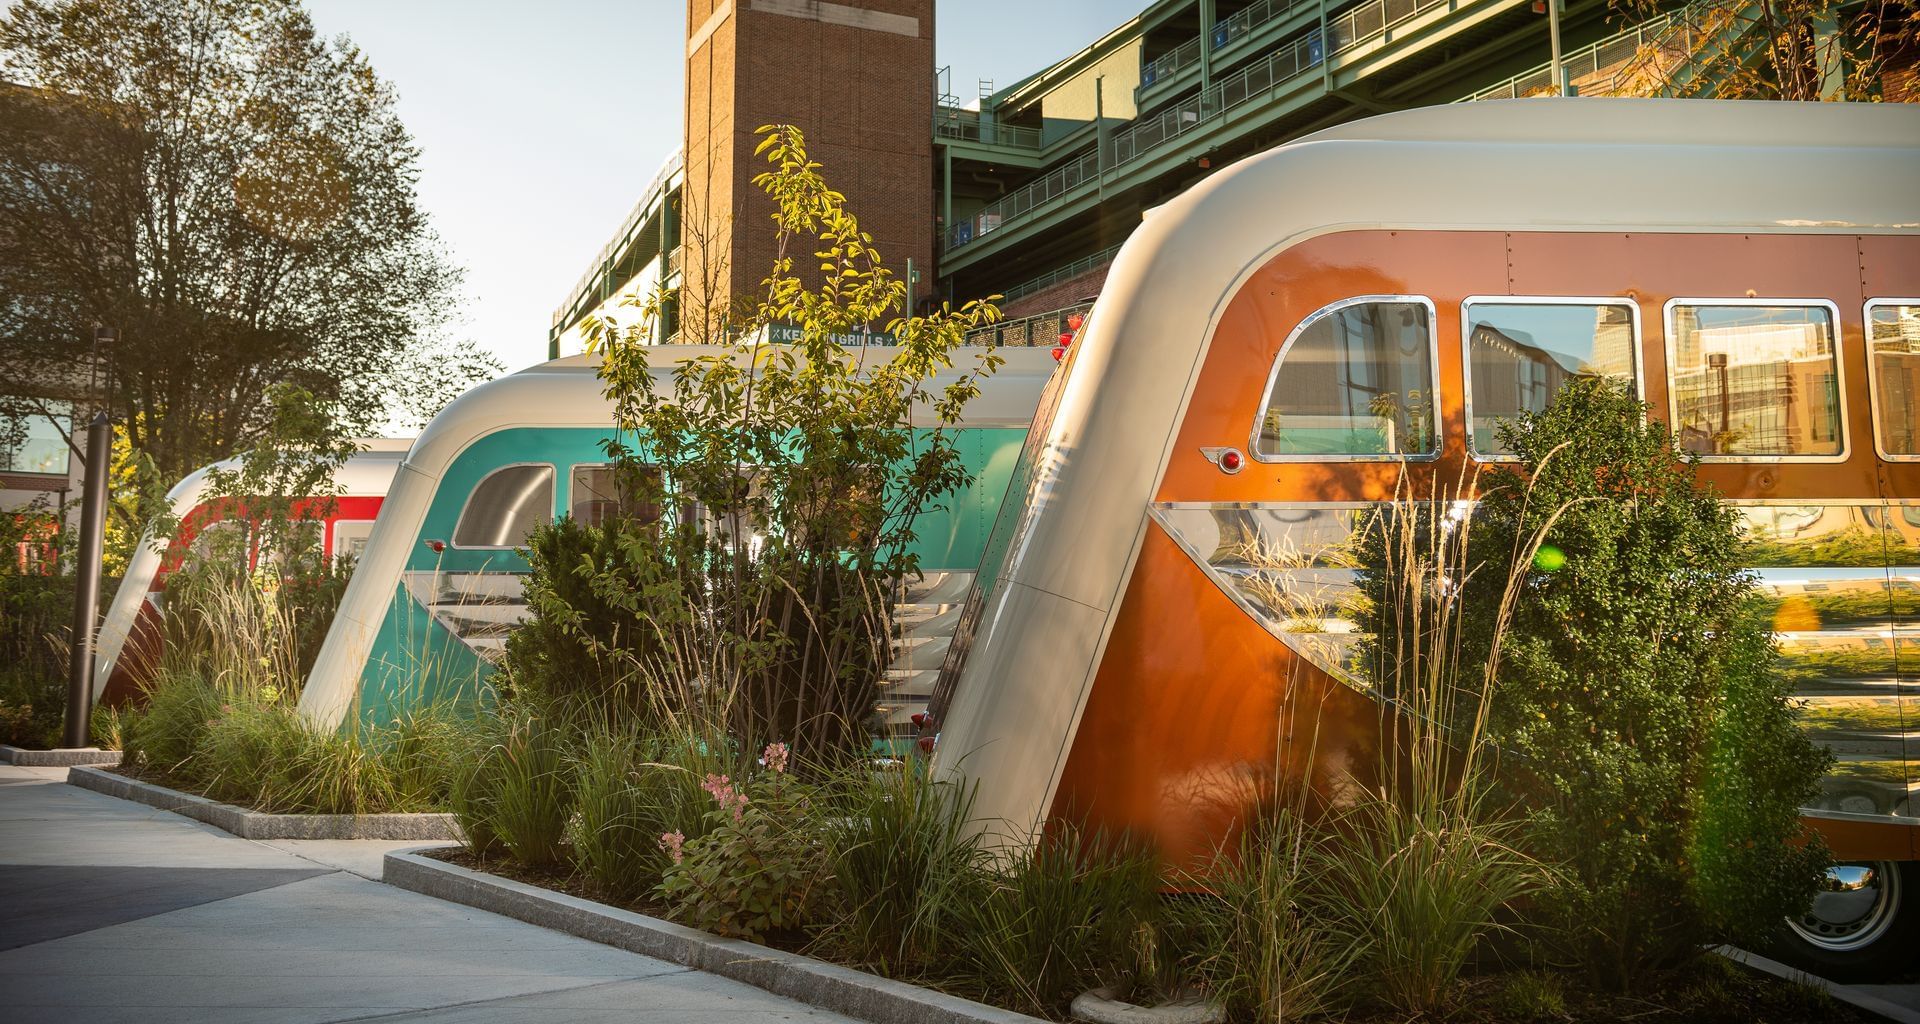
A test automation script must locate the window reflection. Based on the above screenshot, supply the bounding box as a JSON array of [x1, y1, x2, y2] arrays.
[[453, 464, 553, 548], [1255, 300, 1436, 458], [1669, 303, 1842, 458], [570, 464, 660, 528], [1465, 302, 1636, 458], [1868, 303, 1919, 458]]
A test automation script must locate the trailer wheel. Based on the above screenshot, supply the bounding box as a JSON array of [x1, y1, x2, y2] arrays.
[[1774, 860, 1917, 982]]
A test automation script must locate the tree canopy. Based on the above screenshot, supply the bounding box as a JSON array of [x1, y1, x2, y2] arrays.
[[0, 0, 498, 483]]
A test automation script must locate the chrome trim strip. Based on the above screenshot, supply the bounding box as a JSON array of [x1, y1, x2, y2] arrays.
[[449, 461, 555, 551]]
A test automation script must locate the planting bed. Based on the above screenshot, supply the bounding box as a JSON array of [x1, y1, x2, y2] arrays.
[[406, 848, 1882, 1024], [386, 848, 1047, 1024], [67, 765, 459, 840]]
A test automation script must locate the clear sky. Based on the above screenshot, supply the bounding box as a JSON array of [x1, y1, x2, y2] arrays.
[[305, 0, 1142, 377]]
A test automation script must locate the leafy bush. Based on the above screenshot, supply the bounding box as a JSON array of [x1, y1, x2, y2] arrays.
[[658, 743, 829, 941], [1441, 378, 1829, 986], [951, 825, 1162, 1016], [820, 758, 985, 975], [0, 663, 65, 748]]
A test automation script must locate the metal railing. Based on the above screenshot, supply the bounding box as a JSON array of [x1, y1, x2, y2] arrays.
[[935, 105, 1045, 149], [1141, 0, 1319, 90], [965, 301, 1096, 347], [554, 150, 683, 327], [1462, 0, 1744, 101], [1113, 30, 1323, 164], [1325, 0, 1453, 53], [1000, 242, 1128, 303], [947, 0, 1497, 255]]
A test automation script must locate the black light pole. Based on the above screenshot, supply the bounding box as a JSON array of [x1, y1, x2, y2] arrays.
[[64, 325, 115, 748]]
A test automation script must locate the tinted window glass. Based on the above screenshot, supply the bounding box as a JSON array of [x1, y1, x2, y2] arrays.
[[1669, 303, 1842, 458], [1466, 301, 1637, 458], [1, 401, 71, 475], [1255, 300, 1436, 458], [570, 464, 661, 527], [1868, 302, 1919, 457], [453, 464, 553, 547]]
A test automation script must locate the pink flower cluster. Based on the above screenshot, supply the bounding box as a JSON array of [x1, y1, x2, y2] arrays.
[[658, 830, 685, 865], [761, 742, 789, 775], [701, 772, 748, 821]]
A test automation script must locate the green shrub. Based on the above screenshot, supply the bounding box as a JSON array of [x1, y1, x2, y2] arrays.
[[950, 824, 1162, 1016], [0, 663, 65, 748], [1488, 970, 1568, 1023], [1441, 378, 1829, 986], [820, 758, 985, 975], [658, 743, 829, 941], [1693, 607, 1831, 947]]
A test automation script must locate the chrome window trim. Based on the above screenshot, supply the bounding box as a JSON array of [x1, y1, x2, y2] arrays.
[[450, 461, 555, 551], [1864, 298, 1920, 463], [1662, 296, 1851, 465], [1460, 295, 1644, 464], [1247, 294, 1442, 464]]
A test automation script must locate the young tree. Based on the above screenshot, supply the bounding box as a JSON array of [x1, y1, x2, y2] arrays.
[[507, 124, 1003, 758], [0, 0, 498, 488], [1614, 0, 1919, 100]]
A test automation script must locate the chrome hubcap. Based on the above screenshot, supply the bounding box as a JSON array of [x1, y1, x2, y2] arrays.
[[1788, 861, 1901, 953]]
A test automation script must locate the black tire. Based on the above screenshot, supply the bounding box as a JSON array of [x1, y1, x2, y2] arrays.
[[1772, 860, 1919, 983]]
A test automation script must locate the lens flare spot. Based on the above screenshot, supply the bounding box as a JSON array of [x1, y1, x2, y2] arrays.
[[1533, 545, 1568, 572]]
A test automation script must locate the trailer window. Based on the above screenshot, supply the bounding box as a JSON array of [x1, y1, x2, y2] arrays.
[[331, 520, 375, 562], [1465, 300, 1638, 459], [1667, 301, 1844, 460], [570, 463, 662, 527], [1867, 301, 1919, 459], [453, 463, 553, 548], [1253, 297, 1438, 460]]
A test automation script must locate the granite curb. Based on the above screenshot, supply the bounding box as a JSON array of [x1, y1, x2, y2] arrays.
[[0, 744, 122, 767], [1715, 945, 1920, 1024], [65, 765, 460, 840], [383, 849, 1048, 1024]]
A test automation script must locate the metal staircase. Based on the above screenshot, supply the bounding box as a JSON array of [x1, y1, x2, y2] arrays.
[[1463, 0, 1766, 101]]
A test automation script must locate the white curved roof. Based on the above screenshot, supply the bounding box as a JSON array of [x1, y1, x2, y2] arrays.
[[92, 441, 411, 696]]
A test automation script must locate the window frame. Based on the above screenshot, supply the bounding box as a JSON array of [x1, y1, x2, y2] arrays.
[[1661, 296, 1850, 465], [328, 519, 377, 561], [1863, 297, 1920, 463], [1247, 294, 1443, 464], [567, 461, 666, 527], [1460, 295, 1645, 464], [450, 461, 556, 551]]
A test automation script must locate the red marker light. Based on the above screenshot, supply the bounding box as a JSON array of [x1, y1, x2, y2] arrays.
[[425, 539, 446, 553], [910, 712, 927, 728], [1220, 450, 1242, 472], [1066, 313, 1084, 333], [1051, 346, 1066, 361], [916, 735, 936, 754]]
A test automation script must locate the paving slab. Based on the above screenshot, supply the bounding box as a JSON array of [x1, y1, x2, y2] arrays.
[[0, 764, 857, 1023]]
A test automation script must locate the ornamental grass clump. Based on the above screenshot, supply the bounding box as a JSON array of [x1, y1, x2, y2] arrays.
[[818, 758, 986, 976], [569, 720, 731, 901], [951, 824, 1163, 1017]]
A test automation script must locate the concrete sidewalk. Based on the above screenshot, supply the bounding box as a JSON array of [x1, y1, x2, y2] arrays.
[[0, 764, 855, 1023]]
